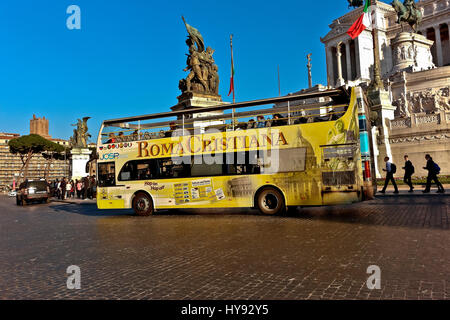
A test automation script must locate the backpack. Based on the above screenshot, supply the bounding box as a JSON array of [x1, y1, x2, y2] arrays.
[[391, 163, 397, 174], [433, 162, 440, 175]]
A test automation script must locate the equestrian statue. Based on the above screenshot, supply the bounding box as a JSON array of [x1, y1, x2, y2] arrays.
[[391, 0, 422, 32]]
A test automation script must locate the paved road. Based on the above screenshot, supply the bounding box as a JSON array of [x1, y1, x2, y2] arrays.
[[0, 194, 449, 300]]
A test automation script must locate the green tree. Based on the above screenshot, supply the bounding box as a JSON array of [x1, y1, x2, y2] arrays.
[[8, 134, 55, 183], [42, 142, 67, 180]]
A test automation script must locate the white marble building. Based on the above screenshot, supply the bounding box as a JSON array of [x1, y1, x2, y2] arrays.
[[320, 0, 450, 88]]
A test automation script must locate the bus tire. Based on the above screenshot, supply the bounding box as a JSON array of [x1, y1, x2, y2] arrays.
[[256, 187, 285, 216], [132, 192, 153, 216]]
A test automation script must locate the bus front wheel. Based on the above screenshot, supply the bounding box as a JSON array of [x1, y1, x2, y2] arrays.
[[132, 192, 153, 216], [256, 187, 285, 215]]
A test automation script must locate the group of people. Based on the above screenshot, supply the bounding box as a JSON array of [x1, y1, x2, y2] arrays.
[[105, 113, 297, 143], [104, 108, 346, 144], [235, 114, 288, 130], [49, 175, 97, 200], [381, 154, 445, 194]]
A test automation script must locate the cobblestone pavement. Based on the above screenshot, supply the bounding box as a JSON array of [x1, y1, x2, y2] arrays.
[[0, 194, 449, 300]]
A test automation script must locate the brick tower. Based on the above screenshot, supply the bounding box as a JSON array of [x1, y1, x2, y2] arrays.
[[30, 115, 51, 139]]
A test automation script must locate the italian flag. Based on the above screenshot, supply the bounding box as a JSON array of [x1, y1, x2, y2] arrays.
[[228, 60, 235, 97], [228, 35, 235, 100], [347, 0, 372, 39]]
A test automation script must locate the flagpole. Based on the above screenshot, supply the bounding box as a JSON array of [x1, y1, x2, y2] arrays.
[[277, 65, 281, 96], [370, 0, 383, 89]]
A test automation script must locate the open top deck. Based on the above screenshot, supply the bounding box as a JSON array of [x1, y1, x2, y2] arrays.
[[98, 87, 350, 145]]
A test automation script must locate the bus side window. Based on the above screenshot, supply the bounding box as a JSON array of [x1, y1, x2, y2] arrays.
[[120, 162, 132, 181], [98, 162, 116, 187], [118, 160, 157, 181]]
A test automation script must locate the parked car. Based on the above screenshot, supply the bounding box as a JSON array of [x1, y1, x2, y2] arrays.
[[8, 190, 17, 197], [16, 179, 50, 205]]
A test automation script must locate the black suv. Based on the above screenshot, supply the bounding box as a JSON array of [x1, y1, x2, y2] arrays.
[[16, 179, 50, 205]]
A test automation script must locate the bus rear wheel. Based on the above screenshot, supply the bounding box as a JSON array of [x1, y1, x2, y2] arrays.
[[256, 187, 285, 215], [132, 192, 153, 216]]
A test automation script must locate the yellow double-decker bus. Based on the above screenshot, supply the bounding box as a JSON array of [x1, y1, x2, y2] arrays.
[[96, 87, 374, 216]]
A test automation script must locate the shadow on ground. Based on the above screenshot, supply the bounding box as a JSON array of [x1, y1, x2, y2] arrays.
[[48, 195, 449, 230]]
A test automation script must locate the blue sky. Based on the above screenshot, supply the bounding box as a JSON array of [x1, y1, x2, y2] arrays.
[[0, 0, 357, 141]]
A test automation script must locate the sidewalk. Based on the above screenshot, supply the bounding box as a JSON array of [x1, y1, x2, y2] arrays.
[[375, 184, 449, 197]]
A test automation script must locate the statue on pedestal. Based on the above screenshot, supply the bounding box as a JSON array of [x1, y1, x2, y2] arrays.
[[347, 0, 363, 8], [179, 17, 220, 96], [70, 117, 91, 148], [392, 0, 422, 32]]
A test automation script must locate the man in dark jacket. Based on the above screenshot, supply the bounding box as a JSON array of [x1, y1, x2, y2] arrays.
[[380, 156, 399, 194], [60, 178, 67, 200], [423, 154, 445, 193], [402, 155, 414, 192], [82, 176, 89, 199], [270, 114, 287, 127]]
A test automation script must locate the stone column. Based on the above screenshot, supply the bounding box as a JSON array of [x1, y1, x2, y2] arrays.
[[434, 25, 443, 66], [354, 37, 361, 79], [336, 42, 345, 87], [345, 40, 352, 81], [326, 46, 335, 88]]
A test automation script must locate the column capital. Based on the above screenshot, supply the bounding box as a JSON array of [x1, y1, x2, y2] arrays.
[[336, 42, 343, 56]]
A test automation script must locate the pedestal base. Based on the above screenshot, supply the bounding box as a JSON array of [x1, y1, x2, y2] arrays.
[[171, 92, 229, 133], [390, 32, 435, 75], [71, 148, 92, 181]]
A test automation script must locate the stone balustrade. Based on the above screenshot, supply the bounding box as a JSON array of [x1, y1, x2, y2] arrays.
[[390, 111, 449, 130]]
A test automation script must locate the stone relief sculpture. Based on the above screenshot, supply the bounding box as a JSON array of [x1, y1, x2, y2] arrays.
[[434, 88, 450, 111], [393, 93, 411, 118], [70, 117, 91, 148], [408, 45, 414, 60], [179, 17, 220, 95], [401, 87, 450, 116], [395, 47, 402, 63], [401, 46, 407, 60]]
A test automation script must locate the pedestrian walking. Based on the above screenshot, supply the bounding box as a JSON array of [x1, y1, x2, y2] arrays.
[[423, 154, 445, 193], [60, 178, 67, 200], [92, 175, 97, 198], [402, 155, 415, 192], [66, 180, 72, 199], [83, 176, 89, 200], [56, 179, 61, 199], [76, 180, 82, 198], [70, 180, 75, 198], [89, 175, 96, 199], [380, 156, 399, 194]]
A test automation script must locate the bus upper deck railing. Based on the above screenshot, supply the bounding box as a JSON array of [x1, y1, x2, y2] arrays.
[[99, 87, 350, 145]]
